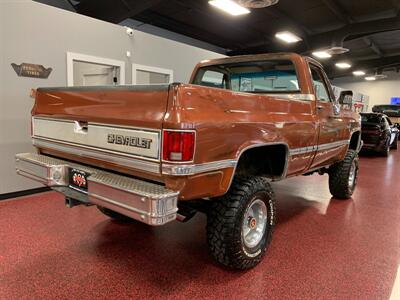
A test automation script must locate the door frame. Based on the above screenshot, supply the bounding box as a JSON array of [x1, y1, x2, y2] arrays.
[[132, 63, 174, 84], [66, 52, 126, 86]]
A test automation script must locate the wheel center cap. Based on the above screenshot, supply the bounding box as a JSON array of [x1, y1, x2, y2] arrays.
[[249, 217, 257, 229]]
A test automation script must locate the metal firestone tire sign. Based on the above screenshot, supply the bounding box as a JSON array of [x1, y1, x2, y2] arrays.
[[11, 63, 52, 79]]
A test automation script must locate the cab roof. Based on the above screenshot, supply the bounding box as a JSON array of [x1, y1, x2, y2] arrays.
[[197, 52, 322, 69]]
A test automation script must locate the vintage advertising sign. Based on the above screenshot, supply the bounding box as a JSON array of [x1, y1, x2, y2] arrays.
[[11, 63, 52, 79]]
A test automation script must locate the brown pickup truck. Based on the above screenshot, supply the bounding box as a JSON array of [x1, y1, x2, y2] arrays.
[[16, 53, 361, 269]]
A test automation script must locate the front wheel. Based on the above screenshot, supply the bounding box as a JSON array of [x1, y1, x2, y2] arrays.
[[328, 149, 359, 199], [206, 176, 276, 270]]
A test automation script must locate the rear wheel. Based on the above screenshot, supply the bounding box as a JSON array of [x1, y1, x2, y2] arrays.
[[206, 177, 276, 269], [328, 150, 359, 199], [97, 206, 133, 222]]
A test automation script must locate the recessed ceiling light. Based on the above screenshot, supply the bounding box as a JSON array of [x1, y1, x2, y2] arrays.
[[365, 76, 376, 81], [209, 0, 250, 16], [353, 70, 366, 76], [335, 62, 352, 69], [275, 31, 302, 44], [312, 51, 332, 59]]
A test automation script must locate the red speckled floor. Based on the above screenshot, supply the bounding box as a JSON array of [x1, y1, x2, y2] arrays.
[[1, 151, 400, 300]]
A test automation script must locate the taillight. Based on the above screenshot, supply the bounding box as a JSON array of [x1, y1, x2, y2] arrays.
[[162, 130, 195, 162]]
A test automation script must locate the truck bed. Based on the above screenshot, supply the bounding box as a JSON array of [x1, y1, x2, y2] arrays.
[[32, 85, 172, 181]]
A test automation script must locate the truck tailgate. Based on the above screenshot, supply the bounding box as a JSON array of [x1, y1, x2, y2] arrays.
[[32, 85, 171, 177]]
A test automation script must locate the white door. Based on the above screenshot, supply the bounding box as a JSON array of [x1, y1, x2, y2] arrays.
[[67, 52, 125, 87], [73, 61, 120, 86]]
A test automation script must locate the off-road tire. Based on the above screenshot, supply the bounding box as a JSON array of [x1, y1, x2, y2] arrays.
[[328, 149, 359, 199], [206, 176, 276, 270], [97, 206, 133, 222]]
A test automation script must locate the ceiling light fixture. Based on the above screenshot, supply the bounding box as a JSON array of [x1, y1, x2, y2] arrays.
[[335, 62, 352, 69], [328, 47, 350, 55], [209, 0, 250, 16], [238, 0, 279, 8], [353, 70, 366, 76], [365, 76, 376, 81], [275, 31, 302, 44], [312, 51, 332, 59]]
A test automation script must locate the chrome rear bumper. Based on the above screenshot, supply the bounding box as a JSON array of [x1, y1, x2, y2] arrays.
[[15, 153, 178, 226]]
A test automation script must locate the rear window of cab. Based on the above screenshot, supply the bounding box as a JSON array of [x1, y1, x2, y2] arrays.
[[193, 60, 300, 93]]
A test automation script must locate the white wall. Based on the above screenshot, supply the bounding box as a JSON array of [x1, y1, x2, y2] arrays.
[[333, 73, 400, 111], [0, 0, 224, 194]]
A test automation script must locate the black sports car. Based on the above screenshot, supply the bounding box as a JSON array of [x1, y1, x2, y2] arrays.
[[361, 113, 399, 156], [372, 105, 400, 130]]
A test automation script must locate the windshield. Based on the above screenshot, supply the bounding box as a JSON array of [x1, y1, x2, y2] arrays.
[[361, 114, 382, 124], [193, 60, 300, 93], [372, 105, 400, 112]]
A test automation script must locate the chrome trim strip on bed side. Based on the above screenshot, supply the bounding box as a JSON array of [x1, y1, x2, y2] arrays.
[[33, 138, 161, 174], [163, 142, 291, 177], [162, 159, 237, 176]]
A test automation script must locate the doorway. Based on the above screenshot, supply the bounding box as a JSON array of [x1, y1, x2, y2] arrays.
[[132, 64, 173, 84], [67, 52, 125, 87]]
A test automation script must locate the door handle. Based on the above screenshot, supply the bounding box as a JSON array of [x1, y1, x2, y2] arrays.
[[317, 105, 324, 110]]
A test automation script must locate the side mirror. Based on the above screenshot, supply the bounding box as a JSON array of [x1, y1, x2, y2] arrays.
[[338, 90, 353, 105]]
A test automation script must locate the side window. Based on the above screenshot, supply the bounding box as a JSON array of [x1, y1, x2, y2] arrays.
[[197, 70, 227, 89], [310, 66, 331, 102]]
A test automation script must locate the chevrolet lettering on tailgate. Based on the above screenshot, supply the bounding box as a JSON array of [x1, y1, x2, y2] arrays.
[[107, 134, 153, 149]]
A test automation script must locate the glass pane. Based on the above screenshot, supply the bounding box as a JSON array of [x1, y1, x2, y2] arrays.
[[200, 70, 225, 88], [310, 67, 330, 102], [193, 60, 299, 93]]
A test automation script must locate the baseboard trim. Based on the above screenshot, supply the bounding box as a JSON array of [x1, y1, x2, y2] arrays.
[[0, 187, 51, 201]]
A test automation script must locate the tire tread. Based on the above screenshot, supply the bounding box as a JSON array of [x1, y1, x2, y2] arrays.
[[328, 149, 358, 199], [206, 176, 275, 269]]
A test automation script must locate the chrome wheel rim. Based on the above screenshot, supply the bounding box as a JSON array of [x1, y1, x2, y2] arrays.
[[348, 160, 357, 188], [242, 198, 268, 248]]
